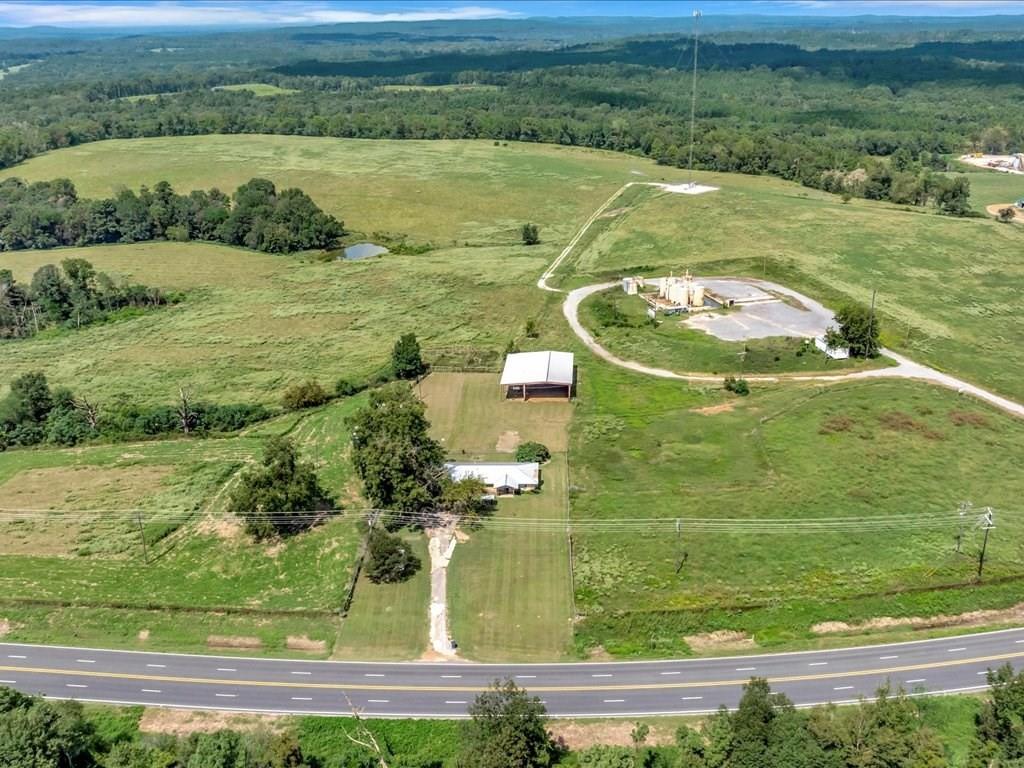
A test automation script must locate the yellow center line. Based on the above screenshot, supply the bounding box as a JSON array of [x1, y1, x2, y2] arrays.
[[0, 651, 1019, 693]]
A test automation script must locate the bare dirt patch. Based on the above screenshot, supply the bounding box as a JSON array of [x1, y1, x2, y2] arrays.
[[139, 707, 284, 737], [685, 630, 756, 653], [196, 514, 244, 540], [206, 634, 262, 649], [286, 635, 327, 653], [950, 410, 991, 428], [691, 402, 735, 416], [586, 645, 614, 661], [0, 618, 15, 637], [878, 411, 944, 440], [550, 720, 676, 749], [137, 629, 150, 641], [495, 430, 521, 452], [819, 415, 856, 434], [812, 602, 1024, 635], [986, 203, 1024, 222]]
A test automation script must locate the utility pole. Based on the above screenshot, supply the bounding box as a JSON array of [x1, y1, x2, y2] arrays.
[[687, 10, 701, 186], [868, 289, 877, 356], [675, 518, 688, 574], [956, 501, 972, 553], [977, 508, 994, 581], [135, 510, 149, 564]]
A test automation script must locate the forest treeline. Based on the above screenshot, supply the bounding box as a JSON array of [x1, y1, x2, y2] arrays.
[[0, 176, 344, 253], [1, 37, 1019, 212]]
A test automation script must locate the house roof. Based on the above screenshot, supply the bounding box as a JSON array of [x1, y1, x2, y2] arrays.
[[499, 351, 574, 387], [444, 462, 540, 489]]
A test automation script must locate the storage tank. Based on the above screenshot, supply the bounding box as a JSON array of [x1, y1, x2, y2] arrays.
[[668, 282, 688, 306], [690, 283, 705, 308]]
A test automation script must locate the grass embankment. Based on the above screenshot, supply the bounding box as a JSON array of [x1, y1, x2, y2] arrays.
[[569, 359, 1024, 656], [557, 171, 1024, 402], [579, 288, 887, 376], [422, 372, 574, 661]]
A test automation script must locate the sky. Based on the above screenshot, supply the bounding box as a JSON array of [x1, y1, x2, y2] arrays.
[[0, 0, 1020, 28]]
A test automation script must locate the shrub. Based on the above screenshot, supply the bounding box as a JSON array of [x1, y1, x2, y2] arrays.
[[281, 380, 330, 410], [391, 333, 426, 380], [591, 295, 633, 328], [335, 378, 363, 397], [515, 441, 551, 463], [521, 222, 540, 245], [723, 376, 750, 396], [997, 206, 1017, 223], [365, 528, 422, 583]]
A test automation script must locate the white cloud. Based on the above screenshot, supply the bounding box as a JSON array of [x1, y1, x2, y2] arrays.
[[771, 0, 1020, 12], [0, 2, 518, 28]]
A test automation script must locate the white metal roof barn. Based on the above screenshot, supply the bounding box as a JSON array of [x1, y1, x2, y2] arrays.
[[499, 351, 574, 400]]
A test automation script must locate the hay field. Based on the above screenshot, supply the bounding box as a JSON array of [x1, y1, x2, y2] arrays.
[[6, 135, 688, 243], [212, 83, 300, 96]]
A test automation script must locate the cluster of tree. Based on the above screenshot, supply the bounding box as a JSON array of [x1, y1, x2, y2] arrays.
[[1, 34, 1015, 213], [1, 259, 171, 339], [515, 441, 550, 464], [348, 382, 490, 578], [227, 436, 334, 540], [0, 684, 315, 768], [0, 371, 269, 451], [0, 177, 344, 254], [827, 302, 882, 358]]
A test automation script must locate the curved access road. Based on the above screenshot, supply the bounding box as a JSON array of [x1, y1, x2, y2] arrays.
[[2, 630, 1021, 717]]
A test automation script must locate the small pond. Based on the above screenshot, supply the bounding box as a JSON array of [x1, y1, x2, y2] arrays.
[[340, 242, 389, 260]]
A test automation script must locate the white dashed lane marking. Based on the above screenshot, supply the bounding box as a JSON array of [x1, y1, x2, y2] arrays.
[[0, 680, 16, 684], [66, 684, 87, 688], [440, 675, 462, 679], [141, 689, 162, 693], [948, 648, 967, 653], [146, 664, 166, 669], [808, 662, 827, 667], [216, 668, 236, 672], [368, 699, 390, 703], [364, 673, 385, 678], [76, 659, 95, 664], [681, 696, 703, 701], [879, 655, 899, 660], [291, 697, 313, 701], [906, 679, 926, 684], [591, 673, 613, 678], [736, 667, 756, 671], [215, 693, 237, 698], [290, 671, 312, 676], [516, 675, 536, 679], [445, 700, 467, 705], [7, 655, 26, 659], [604, 699, 626, 703], [834, 686, 854, 691], [660, 671, 681, 676]]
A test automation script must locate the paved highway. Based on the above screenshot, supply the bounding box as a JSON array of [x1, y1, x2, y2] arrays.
[[2, 629, 1022, 718]]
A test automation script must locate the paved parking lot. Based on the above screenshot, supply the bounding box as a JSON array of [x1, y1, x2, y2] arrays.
[[685, 279, 834, 341]]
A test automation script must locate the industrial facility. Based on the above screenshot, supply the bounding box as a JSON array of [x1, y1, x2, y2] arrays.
[[627, 272, 780, 314]]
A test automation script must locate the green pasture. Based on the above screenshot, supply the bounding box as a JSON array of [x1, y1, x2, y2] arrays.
[[569, 358, 1024, 655], [5, 135, 688, 243]]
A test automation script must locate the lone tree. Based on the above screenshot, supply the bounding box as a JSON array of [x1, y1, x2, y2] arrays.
[[365, 527, 422, 583], [348, 383, 445, 517], [521, 223, 540, 246], [832, 302, 880, 358], [997, 206, 1017, 223], [391, 333, 426, 380], [460, 679, 555, 768], [228, 436, 334, 539]]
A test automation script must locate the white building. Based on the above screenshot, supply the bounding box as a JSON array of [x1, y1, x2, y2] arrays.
[[815, 335, 850, 360], [444, 462, 540, 495], [499, 351, 574, 400]]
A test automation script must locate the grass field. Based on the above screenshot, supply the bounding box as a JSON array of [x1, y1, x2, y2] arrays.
[[568, 357, 1024, 655], [380, 83, 500, 93], [578, 287, 888, 376], [554, 177, 1024, 402], [0, 398, 384, 656], [950, 161, 1024, 212], [212, 83, 300, 96]]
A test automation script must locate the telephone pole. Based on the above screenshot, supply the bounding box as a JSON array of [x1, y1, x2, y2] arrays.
[[956, 501, 972, 553], [135, 510, 149, 564], [977, 508, 994, 581], [868, 289, 877, 356]]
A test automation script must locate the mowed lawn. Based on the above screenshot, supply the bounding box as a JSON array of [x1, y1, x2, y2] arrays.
[[418, 372, 572, 455], [421, 372, 574, 660], [570, 359, 1024, 656], [557, 175, 1024, 402], [334, 532, 430, 660], [449, 454, 573, 661]]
